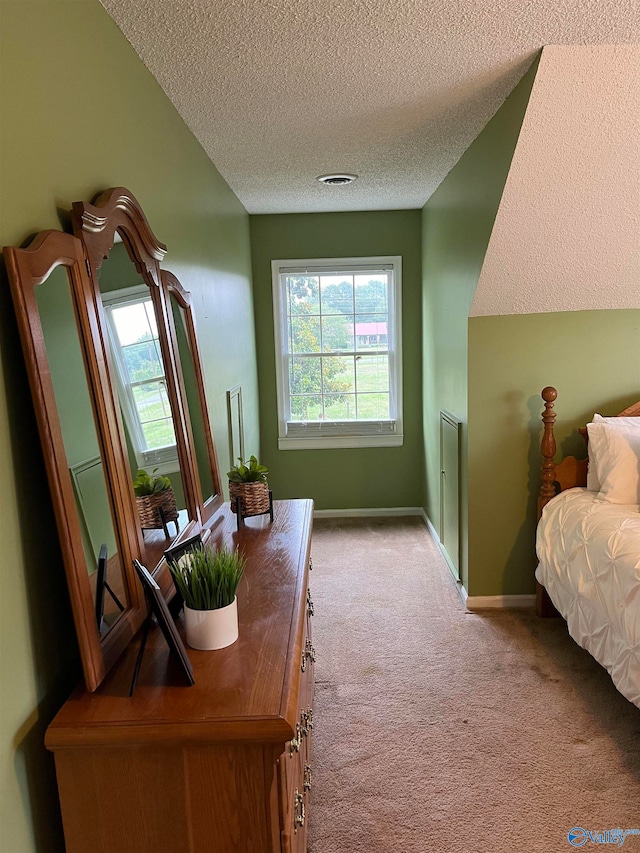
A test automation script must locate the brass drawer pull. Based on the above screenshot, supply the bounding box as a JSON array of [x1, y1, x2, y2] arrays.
[[305, 637, 316, 663], [290, 723, 302, 755], [301, 637, 315, 671], [306, 588, 314, 617], [301, 707, 313, 735], [303, 763, 312, 792], [294, 791, 305, 830]]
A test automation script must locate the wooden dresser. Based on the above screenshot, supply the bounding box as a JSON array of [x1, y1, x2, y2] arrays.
[[45, 499, 315, 853]]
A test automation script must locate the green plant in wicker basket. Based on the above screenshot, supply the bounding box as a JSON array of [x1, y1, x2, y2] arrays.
[[169, 545, 247, 611], [227, 455, 268, 483], [133, 468, 172, 496]]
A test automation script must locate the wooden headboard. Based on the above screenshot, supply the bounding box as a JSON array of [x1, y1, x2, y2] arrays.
[[536, 386, 640, 617], [537, 386, 640, 521]]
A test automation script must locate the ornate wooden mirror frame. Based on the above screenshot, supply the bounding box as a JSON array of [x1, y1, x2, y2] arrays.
[[162, 267, 223, 521], [4, 188, 224, 691], [4, 230, 146, 690], [72, 188, 224, 535]]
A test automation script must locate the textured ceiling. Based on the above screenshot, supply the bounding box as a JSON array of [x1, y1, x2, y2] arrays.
[[99, 0, 639, 214], [472, 46, 640, 316]]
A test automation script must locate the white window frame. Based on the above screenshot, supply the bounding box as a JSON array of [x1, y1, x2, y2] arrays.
[[271, 256, 403, 450], [102, 285, 178, 472]]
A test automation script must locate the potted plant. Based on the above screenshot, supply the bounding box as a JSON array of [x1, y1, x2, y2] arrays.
[[169, 544, 247, 650], [133, 468, 179, 536], [227, 455, 270, 517]]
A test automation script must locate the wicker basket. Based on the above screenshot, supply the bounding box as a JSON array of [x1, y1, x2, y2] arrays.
[[136, 487, 179, 531], [229, 481, 270, 516]]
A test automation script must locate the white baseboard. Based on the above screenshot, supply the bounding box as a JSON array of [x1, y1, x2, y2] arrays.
[[464, 594, 536, 610], [422, 512, 464, 590], [421, 513, 534, 610], [313, 507, 425, 519], [422, 512, 440, 542]]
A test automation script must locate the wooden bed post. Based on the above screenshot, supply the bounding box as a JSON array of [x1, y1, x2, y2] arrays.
[[537, 386, 560, 618], [538, 386, 558, 519]]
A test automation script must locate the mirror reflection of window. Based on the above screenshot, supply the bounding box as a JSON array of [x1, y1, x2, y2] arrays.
[[97, 242, 188, 521], [103, 288, 177, 469]]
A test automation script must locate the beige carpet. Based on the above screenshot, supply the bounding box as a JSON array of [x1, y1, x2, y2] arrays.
[[307, 517, 640, 853]]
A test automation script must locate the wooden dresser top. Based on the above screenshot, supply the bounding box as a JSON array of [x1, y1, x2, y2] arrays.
[[46, 499, 313, 750]]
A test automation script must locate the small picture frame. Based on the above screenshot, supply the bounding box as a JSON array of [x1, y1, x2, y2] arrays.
[[164, 534, 204, 613], [132, 560, 194, 689]]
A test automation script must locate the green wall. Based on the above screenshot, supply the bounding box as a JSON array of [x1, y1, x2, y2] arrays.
[[420, 59, 538, 589], [34, 268, 103, 469], [34, 268, 120, 567], [467, 309, 640, 596], [249, 210, 423, 509], [0, 2, 257, 850]]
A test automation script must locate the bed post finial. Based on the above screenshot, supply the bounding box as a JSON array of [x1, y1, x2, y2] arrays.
[[538, 386, 558, 518]]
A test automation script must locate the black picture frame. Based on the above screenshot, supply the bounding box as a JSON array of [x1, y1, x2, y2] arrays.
[[132, 560, 194, 692], [94, 543, 109, 631], [94, 543, 125, 634], [163, 534, 204, 614]]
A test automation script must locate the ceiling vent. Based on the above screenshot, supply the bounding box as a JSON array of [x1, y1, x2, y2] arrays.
[[317, 173, 358, 186]]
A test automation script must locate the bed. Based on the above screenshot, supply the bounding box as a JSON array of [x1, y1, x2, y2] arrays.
[[535, 386, 640, 707]]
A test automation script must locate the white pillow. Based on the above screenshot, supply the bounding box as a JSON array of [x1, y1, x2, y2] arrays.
[[587, 420, 640, 505], [586, 421, 606, 491], [586, 414, 640, 492]]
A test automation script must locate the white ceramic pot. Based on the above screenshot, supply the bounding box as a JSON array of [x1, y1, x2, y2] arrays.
[[184, 597, 238, 650]]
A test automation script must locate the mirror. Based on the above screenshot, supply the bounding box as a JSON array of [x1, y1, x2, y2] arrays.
[[34, 266, 129, 637], [165, 271, 223, 523], [4, 230, 145, 690], [96, 241, 191, 533], [71, 187, 224, 590], [5, 189, 224, 690]]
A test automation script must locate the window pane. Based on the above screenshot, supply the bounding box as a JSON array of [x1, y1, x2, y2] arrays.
[[287, 276, 319, 315], [133, 381, 176, 449], [140, 417, 176, 449], [353, 316, 388, 351], [290, 394, 322, 421], [290, 357, 321, 395], [111, 301, 155, 346], [320, 275, 353, 315], [290, 316, 321, 354], [122, 340, 164, 382], [323, 394, 356, 420], [354, 275, 388, 314], [356, 393, 390, 420], [321, 314, 353, 352], [322, 356, 354, 394], [356, 355, 389, 393]]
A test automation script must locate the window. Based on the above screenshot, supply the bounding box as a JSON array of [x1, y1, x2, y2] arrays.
[[272, 256, 403, 449], [102, 286, 177, 468]]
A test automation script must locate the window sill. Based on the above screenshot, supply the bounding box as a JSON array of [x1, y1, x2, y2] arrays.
[[138, 457, 179, 475], [277, 433, 404, 450]]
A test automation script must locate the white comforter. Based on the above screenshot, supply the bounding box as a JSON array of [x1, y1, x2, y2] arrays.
[[536, 488, 640, 707]]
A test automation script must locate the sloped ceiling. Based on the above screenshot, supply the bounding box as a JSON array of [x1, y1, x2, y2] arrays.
[[99, 0, 639, 214], [472, 45, 640, 316]]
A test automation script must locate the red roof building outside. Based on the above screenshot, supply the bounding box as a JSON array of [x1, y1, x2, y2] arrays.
[[348, 321, 388, 345]]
